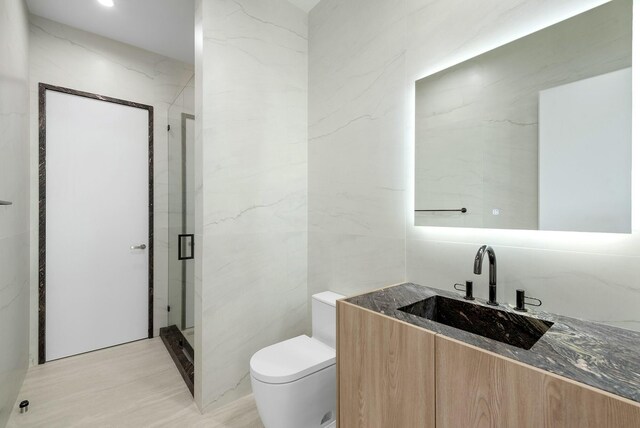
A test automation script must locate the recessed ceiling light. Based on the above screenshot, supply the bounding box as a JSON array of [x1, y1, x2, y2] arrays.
[[97, 0, 114, 7]]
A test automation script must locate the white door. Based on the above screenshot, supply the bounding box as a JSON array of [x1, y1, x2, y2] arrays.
[[45, 89, 150, 361]]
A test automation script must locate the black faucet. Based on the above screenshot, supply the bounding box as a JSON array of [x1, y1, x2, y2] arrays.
[[473, 245, 498, 306]]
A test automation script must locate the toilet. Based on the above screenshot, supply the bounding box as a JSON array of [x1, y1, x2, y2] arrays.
[[250, 291, 344, 428]]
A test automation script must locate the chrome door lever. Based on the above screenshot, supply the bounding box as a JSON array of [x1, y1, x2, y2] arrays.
[[131, 244, 147, 250]]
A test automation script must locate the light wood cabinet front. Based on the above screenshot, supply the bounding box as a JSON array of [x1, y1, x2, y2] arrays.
[[435, 335, 640, 428], [337, 301, 436, 428]]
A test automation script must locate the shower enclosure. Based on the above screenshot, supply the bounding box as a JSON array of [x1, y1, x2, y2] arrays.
[[161, 77, 195, 394]]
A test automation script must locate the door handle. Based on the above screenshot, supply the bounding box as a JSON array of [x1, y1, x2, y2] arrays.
[[131, 244, 147, 250]]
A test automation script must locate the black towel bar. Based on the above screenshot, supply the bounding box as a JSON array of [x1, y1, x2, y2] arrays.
[[415, 208, 467, 213]]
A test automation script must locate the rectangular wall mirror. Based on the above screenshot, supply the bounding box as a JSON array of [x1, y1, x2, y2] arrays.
[[414, 0, 632, 233]]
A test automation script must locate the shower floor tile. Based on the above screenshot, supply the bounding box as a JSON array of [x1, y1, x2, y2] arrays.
[[183, 327, 195, 347]]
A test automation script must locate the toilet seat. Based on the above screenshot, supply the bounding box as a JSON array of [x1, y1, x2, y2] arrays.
[[250, 335, 335, 384]]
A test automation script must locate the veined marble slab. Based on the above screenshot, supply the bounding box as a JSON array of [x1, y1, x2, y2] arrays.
[[345, 282, 640, 403]]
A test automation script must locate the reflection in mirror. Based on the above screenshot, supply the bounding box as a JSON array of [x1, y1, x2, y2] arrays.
[[414, 0, 632, 233]]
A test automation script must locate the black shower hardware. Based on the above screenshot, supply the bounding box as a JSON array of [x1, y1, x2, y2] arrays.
[[178, 234, 195, 260]]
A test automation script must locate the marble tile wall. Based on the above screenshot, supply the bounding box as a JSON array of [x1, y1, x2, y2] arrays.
[[0, 0, 30, 426], [308, 0, 408, 303], [309, 0, 640, 332], [28, 15, 194, 365], [195, 0, 308, 412]]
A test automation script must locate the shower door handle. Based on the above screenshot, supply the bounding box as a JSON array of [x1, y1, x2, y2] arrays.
[[178, 234, 194, 260]]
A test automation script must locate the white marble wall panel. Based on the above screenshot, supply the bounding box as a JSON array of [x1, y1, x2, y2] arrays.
[[195, 0, 308, 412], [308, 231, 405, 298], [0, 234, 29, 428], [0, 0, 30, 426], [308, 0, 408, 305], [407, 238, 640, 332], [28, 15, 194, 365], [309, 0, 640, 333]]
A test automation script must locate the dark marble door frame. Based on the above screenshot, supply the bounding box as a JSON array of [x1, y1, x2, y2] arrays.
[[38, 83, 155, 364]]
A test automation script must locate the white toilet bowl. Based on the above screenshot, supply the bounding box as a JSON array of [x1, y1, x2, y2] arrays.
[[250, 291, 344, 428]]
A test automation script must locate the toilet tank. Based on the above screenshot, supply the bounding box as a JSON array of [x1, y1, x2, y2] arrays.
[[311, 291, 345, 349]]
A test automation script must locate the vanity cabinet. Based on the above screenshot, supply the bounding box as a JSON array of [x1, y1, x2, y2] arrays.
[[337, 302, 640, 428], [436, 336, 640, 428], [337, 301, 436, 428]]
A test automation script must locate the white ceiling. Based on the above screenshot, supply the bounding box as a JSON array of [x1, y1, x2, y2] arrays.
[[25, 0, 322, 64], [26, 0, 196, 64]]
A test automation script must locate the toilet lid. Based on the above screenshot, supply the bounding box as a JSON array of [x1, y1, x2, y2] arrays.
[[250, 335, 336, 384]]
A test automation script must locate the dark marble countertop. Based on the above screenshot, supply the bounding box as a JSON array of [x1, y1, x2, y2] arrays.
[[343, 282, 640, 404]]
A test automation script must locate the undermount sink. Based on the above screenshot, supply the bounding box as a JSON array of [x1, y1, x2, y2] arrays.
[[398, 295, 554, 350]]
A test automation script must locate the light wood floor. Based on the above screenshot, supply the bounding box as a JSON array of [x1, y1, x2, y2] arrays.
[[7, 338, 264, 428]]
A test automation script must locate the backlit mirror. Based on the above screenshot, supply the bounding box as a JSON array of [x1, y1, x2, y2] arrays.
[[414, 0, 632, 233]]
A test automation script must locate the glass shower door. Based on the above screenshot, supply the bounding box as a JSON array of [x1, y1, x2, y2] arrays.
[[168, 82, 195, 346]]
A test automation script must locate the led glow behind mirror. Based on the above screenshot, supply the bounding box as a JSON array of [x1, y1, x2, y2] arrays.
[[413, 0, 632, 233]]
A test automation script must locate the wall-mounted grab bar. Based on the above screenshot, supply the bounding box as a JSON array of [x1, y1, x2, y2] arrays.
[[0, 200, 13, 206], [415, 208, 467, 213]]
